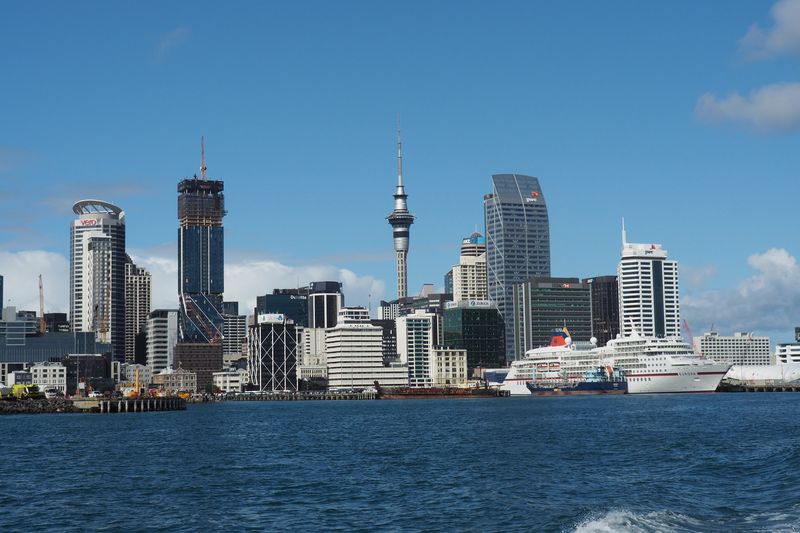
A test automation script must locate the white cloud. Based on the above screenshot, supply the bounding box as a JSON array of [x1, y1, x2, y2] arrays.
[[680, 263, 718, 288], [695, 82, 800, 133], [0, 251, 69, 313], [0, 247, 386, 320], [740, 0, 800, 60], [128, 248, 386, 316], [683, 248, 800, 335], [156, 27, 190, 61]]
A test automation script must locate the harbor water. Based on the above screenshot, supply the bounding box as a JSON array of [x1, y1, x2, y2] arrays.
[[2, 393, 799, 532]]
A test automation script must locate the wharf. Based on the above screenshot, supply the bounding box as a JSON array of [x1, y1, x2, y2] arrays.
[[73, 397, 187, 413], [718, 381, 800, 393], [230, 391, 377, 401]]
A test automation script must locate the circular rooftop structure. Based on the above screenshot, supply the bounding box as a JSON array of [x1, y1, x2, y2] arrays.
[[73, 199, 123, 216]]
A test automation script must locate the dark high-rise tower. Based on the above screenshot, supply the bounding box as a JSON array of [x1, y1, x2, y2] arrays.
[[583, 275, 620, 347], [177, 138, 226, 343], [387, 128, 415, 299], [484, 174, 551, 361]]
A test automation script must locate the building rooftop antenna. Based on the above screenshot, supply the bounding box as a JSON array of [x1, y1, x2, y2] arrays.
[[621, 217, 627, 246], [200, 136, 207, 180]]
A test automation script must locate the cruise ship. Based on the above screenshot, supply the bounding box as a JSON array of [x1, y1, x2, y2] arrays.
[[501, 330, 600, 396], [596, 332, 731, 394]]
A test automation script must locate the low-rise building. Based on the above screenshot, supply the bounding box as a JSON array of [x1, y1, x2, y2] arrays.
[[695, 332, 771, 366], [326, 307, 408, 389], [6, 370, 32, 386], [775, 343, 800, 364], [30, 362, 67, 393], [213, 368, 250, 393], [432, 347, 468, 387], [153, 366, 197, 393], [119, 363, 153, 387]]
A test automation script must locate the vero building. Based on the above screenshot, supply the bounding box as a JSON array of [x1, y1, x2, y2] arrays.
[[484, 174, 550, 361], [70, 200, 126, 361]]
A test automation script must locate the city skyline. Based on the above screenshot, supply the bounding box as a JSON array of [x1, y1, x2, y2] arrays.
[[2, 1, 800, 343]]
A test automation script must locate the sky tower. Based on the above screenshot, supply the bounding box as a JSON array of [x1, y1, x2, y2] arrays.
[[387, 127, 415, 299]]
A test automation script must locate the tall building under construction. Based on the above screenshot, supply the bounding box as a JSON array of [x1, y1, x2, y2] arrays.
[[177, 149, 225, 342], [175, 139, 225, 390]]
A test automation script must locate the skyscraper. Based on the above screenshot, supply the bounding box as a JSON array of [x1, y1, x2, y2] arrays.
[[512, 277, 591, 358], [70, 200, 126, 361], [175, 139, 225, 391], [177, 141, 225, 343], [387, 129, 415, 299], [451, 232, 488, 303], [484, 174, 550, 360], [583, 275, 619, 347], [124, 260, 151, 363], [618, 224, 680, 338]]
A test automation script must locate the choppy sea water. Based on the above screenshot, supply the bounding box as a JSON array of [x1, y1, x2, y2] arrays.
[[1, 393, 799, 532]]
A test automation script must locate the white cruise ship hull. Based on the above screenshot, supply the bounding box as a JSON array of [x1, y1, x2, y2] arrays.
[[625, 365, 730, 394], [500, 378, 533, 396]]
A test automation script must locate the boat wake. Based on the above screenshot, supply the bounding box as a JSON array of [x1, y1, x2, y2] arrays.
[[570, 509, 800, 533]]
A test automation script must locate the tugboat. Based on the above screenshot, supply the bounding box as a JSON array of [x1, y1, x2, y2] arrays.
[[525, 365, 627, 396]]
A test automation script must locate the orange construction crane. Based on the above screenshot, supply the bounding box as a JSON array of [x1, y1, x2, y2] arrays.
[[38, 274, 46, 334]]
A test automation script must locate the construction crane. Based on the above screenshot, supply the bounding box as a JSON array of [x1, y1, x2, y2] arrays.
[[38, 274, 46, 334], [200, 136, 207, 180]]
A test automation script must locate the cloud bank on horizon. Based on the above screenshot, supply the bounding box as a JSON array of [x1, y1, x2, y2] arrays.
[[1, 247, 798, 341], [0, 249, 385, 319], [682, 249, 800, 336]]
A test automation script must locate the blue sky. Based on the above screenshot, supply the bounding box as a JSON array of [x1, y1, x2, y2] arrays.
[[2, 1, 800, 340]]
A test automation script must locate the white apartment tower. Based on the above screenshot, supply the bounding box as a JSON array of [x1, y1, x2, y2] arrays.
[[124, 260, 151, 363], [618, 223, 680, 338], [70, 200, 126, 361], [451, 232, 488, 303], [146, 309, 178, 372], [396, 309, 436, 387], [325, 307, 408, 388]]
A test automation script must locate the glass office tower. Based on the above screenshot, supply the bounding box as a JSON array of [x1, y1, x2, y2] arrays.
[[177, 177, 225, 343], [484, 174, 550, 361]]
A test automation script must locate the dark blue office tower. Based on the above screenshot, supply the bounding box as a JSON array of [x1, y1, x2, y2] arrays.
[[177, 139, 226, 344]]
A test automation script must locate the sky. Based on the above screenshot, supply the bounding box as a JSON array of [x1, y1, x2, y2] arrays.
[[1, 1, 800, 342]]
